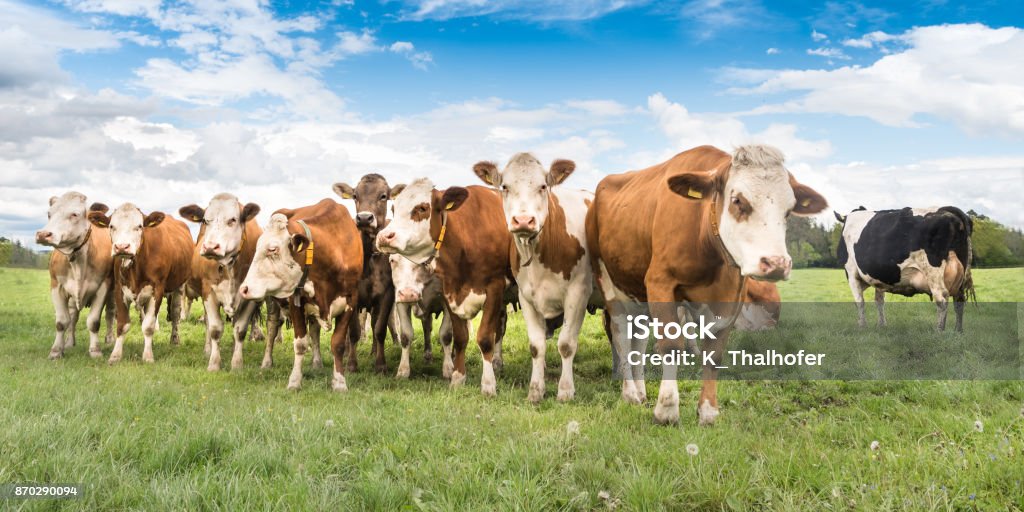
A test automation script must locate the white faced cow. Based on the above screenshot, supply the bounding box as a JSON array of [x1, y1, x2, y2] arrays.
[[36, 192, 114, 359], [836, 206, 974, 331], [473, 153, 599, 402], [389, 254, 453, 378]]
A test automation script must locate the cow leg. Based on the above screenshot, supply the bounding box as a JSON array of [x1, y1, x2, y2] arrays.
[[108, 289, 131, 364], [602, 309, 620, 378], [492, 304, 506, 372], [953, 293, 966, 333], [167, 289, 182, 346], [556, 287, 588, 403], [331, 306, 357, 392], [204, 296, 224, 371], [475, 283, 506, 397], [650, 300, 682, 425], [309, 321, 323, 370], [49, 289, 71, 359], [231, 300, 258, 370], [696, 329, 730, 426], [104, 293, 115, 344], [607, 301, 644, 404], [448, 304, 469, 388], [934, 291, 949, 332], [261, 299, 282, 369], [140, 291, 163, 363], [345, 312, 360, 372], [395, 304, 414, 379], [179, 294, 191, 322], [521, 297, 549, 403], [287, 305, 308, 390], [875, 289, 887, 327], [85, 281, 109, 358], [849, 277, 869, 327], [65, 305, 80, 349], [439, 313, 454, 379], [421, 312, 434, 363], [249, 309, 266, 342], [371, 302, 390, 374]]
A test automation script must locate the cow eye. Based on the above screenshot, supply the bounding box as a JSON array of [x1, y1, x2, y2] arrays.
[[501, 185, 509, 192], [70, 212, 78, 218], [540, 184, 547, 191], [379, 194, 387, 201], [732, 197, 741, 205], [228, 218, 237, 225]]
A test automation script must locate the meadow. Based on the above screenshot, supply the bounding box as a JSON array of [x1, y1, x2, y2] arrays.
[[0, 267, 1022, 511]]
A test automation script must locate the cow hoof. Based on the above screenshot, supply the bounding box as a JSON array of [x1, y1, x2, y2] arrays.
[[48, 350, 63, 360], [231, 357, 243, 371], [450, 371, 466, 388], [311, 359, 323, 370], [287, 375, 302, 391], [105, 335, 114, 345], [89, 350, 103, 359], [442, 359, 454, 380], [697, 400, 720, 426], [332, 372, 348, 392], [423, 352, 433, 364], [375, 364, 388, 375], [345, 362, 357, 373], [527, 382, 544, 403], [170, 335, 180, 346], [396, 365, 410, 379], [653, 397, 680, 425], [481, 382, 497, 397], [207, 363, 220, 372], [142, 354, 155, 364], [107, 354, 122, 365], [557, 387, 574, 403], [621, 389, 643, 405], [260, 358, 273, 370], [492, 356, 503, 372]]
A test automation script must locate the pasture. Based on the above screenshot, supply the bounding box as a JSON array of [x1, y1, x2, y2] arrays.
[[1, 267, 1022, 510]]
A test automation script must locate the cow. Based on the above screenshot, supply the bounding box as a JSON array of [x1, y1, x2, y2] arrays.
[[735, 279, 782, 331], [587, 144, 827, 425], [376, 179, 512, 395], [389, 254, 453, 378], [835, 206, 974, 332], [472, 153, 601, 402], [36, 192, 114, 359], [332, 174, 400, 373], [87, 203, 193, 364], [179, 194, 283, 371], [238, 199, 362, 391]]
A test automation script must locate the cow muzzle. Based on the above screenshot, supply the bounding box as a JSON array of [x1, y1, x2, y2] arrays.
[[113, 243, 134, 256], [355, 212, 377, 229], [750, 255, 792, 281], [200, 241, 224, 258], [396, 287, 420, 303], [509, 215, 537, 234], [35, 230, 54, 245], [375, 230, 398, 253]]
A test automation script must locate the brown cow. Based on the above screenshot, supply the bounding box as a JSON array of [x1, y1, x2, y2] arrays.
[[87, 203, 193, 364], [587, 144, 826, 425], [179, 194, 282, 371], [376, 179, 512, 395], [735, 279, 782, 331], [36, 192, 114, 359], [238, 199, 362, 391]]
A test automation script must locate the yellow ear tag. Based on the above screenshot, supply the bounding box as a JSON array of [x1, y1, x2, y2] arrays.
[[445, 201, 455, 210], [146, 220, 158, 227], [342, 193, 353, 199], [801, 199, 811, 207], [192, 215, 201, 222], [687, 188, 703, 199]]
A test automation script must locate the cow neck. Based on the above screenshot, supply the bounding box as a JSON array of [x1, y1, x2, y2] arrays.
[[402, 207, 449, 268], [64, 226, 92, 262], [292, 220, 315, 307], [706, 192, 748, 321]]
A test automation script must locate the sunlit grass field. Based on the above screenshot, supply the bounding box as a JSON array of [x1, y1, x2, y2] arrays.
[[0, 267, 1022, 510]]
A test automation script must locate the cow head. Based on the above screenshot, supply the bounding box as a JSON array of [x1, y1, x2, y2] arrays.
[[473, 153, 575, 238], [239, 213, 306, 300], [333, 174, 404, 234], [667, 144, 826, 281], [389, 254, 435, 303], [37, 191, 98, 254], [87, 203, 166, 259], [180, 193, 260, 265], [375, 178, 469, 261]]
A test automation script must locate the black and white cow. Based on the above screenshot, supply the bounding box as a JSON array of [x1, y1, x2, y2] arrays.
[[835, 206, 974, 332]]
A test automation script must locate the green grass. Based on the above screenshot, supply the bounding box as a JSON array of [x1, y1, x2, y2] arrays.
[[0, 267, 1022, 511]]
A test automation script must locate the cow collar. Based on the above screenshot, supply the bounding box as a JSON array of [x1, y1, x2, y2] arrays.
[[64, 227, 92, 262], [400, 205, 450, 269], [292, 220, 315, 307]]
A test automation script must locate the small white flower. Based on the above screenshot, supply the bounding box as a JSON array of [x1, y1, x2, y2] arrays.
[[566, 420, 580, 435], [870, 440, 880, 451], [974, 420, 983, 433], [325, 419, 335, 428], [686, 443, 699, 456], [597, 491, 611, 501]]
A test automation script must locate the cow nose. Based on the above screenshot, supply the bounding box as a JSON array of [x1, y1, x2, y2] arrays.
[[35, 230, 53, 243], [239, 285, 250, 299], [355, 212, 374, 225], [202, 241, 221, 254], [757, 256, 792, 281], [396, 287, 420, 303], [511, 215, 536, 231], [114, 243, 130, 254], [377, 230, 396, 248]]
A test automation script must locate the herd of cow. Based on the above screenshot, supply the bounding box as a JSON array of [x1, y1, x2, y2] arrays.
[[35, 144, 975, 425]]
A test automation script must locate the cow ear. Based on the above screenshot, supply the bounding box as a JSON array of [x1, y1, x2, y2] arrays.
[[438, 187, 470, 212], [473, 161, 500, 187], [144, 211, 166, 228], [89, 202, 109, 214], [790, 176, 827, 215], [179, 205, 205, 223], [49, 196, 58, 206], [548, 159, 576, 186], [87, 211, 110, 227], [389, 184, 406, 199], [289, 233, 309, 253], [241, 203, 260, 222], [332, 183, 355, 200], [667, 172, 718, 201], [833, 211, 846, 223]]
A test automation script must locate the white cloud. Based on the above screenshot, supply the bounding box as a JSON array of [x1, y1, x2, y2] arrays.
[[399, 0, 647, 21], [389, 41, 434, 70], [766, 47, 779, 55], [840, 30, 900, 49], [806, 47, 849, 59], [730, 24, 1024, 138], [678, 0, 771, 40], [811, 29, 828, 41], [647, 93, 833, 162]]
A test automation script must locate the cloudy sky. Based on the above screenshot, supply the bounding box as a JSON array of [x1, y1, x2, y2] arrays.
[[2, 0, 1022, 245]]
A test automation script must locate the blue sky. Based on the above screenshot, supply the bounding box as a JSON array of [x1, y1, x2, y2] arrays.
[[1, 0, 1023, 243]]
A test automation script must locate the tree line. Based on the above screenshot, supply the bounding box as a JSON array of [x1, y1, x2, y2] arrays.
[[786, 210, 1024, 268], [0, 238, 49, 269]]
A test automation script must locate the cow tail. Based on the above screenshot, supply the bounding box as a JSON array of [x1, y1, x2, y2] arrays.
[[963, 234, 977, 305]]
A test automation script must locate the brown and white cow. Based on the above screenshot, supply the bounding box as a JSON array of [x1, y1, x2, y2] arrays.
[[473, 153, 600, 402], [36, 192, 114, 359], [87, 203, 193, 364], [332, 174, 400, 373], [179, 194, 282, 371], [376, 179, 512, 395], [587, 145, 826, 425], [389, 254, 452, 378], [238, 199, 362, 391], [735, 279, 782, 331]]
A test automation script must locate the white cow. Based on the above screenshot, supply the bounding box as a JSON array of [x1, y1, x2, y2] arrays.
[[389, 254, 453, 378]]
